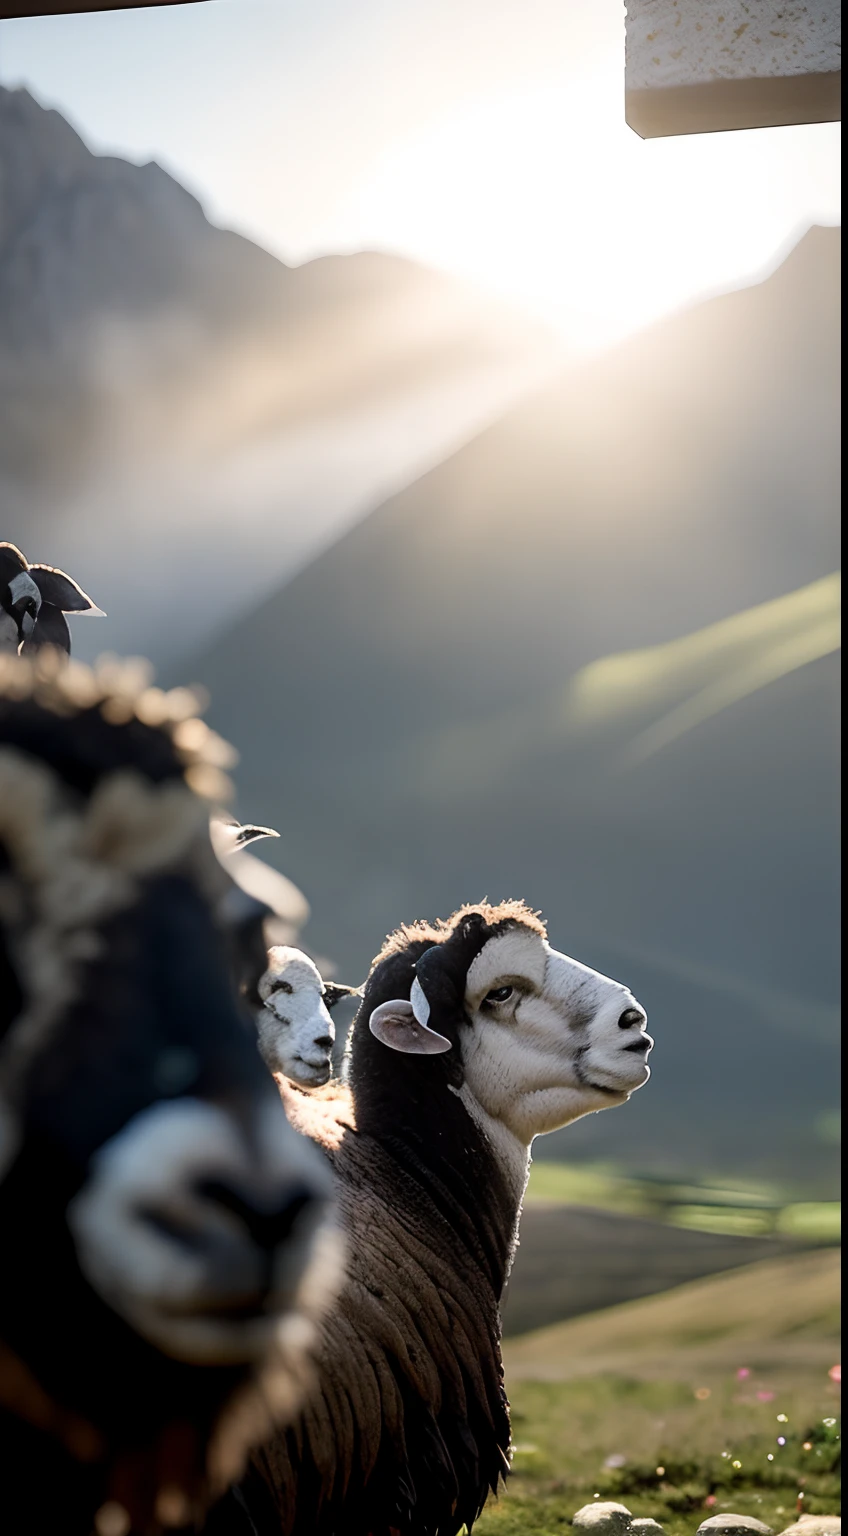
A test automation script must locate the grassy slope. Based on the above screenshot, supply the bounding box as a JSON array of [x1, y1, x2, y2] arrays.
[[474, 1251, 841, 1536], [522, 1161, 841, 1242]]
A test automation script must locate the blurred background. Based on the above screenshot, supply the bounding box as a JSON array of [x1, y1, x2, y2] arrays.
[[0, 3, 840, 1522]]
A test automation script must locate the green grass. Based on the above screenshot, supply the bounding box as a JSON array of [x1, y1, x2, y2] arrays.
[[523, 1162, 649, 1215], [523, 1162, 841, 1243], [474, 1251, 841, 1536], [474, 1376, 841, 1536], [777, 1205, 842, 1243]]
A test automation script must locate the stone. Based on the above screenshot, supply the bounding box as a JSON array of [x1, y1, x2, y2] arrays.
[[777, 1522, 841, 1536], [697, 1519, 774, 1536], [572, 1503, 633, 1534], [630, 1522, 666, 1536]]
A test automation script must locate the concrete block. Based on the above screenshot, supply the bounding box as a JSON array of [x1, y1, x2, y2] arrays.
[[625, 1, 841, 137]]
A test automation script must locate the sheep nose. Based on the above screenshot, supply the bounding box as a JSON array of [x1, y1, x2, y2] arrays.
[[618, 1007, 646, 1030], [196, 1177, 317, 1255], [313, 1034, 333, 1050]]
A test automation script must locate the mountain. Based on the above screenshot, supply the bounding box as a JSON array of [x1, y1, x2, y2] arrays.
[[0, 84, 558, 665], [188, 224, 841, 1193]]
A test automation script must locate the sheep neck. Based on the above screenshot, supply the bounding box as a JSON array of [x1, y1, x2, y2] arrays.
[[238, 1083, 521, 1534], [354, 1087, 523, 1309]]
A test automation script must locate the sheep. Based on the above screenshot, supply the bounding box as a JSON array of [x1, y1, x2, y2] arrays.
[[0, 540, 104, 655], [208, 821, 342, 1084], [210, 818, 360, 1087], [256, 946, 361, 1088], [0, 650, 344, 1536], [215, 899, 653, 1536]]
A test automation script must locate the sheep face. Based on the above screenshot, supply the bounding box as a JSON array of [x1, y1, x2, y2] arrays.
[[0, 822, 339, 1372], [257, 947, 336, 1087], [363, 903, 652, 1155], [459, 928, 652, 1145]]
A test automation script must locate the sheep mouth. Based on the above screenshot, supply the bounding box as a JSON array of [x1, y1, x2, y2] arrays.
[[622, 1034, 654, 1056], [579, 1063, 646, 1095], [574, 1047, 631, 1095], [287, 1056, 332, 1085], [590, 1061, 651, 1095], [157, 1291, 275, 1324]]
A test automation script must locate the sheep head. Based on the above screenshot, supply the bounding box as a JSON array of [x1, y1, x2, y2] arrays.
[[258, 947, 360, 1088], [0, 541, 104, 657], [355, 901, 653, 1149]]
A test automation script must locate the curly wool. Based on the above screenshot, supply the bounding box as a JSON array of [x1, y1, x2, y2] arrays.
[[374, 900, 545, 966]]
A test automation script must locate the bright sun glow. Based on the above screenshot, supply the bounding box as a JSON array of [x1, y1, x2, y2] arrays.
[[1, 5, 840, 357], [323, 74, 841, 352]]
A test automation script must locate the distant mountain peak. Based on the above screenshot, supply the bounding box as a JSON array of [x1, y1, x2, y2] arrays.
[[1, 82, 558, 663]]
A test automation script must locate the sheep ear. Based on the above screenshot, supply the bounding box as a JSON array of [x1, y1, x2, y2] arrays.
[[29, 564, 105, 615], [368, 1000, 452, 1055], [231, 823, 279, 848], [0, 543, 28, 583], [323, 982, 362, 1011]]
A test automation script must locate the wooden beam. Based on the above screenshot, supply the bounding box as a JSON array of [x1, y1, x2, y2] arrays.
[[1, 2, 212, 16]]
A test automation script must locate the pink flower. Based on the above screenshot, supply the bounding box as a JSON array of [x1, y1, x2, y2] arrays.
[[757, 1391, 776, 1402], [704, 1497, 717, 1509], [737, 1368, 751, 1380], [828, 1364, 841, 1384]]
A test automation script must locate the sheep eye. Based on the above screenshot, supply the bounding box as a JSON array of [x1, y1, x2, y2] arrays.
[[484, 986, 513, 1005], [269, 979, 294, 996]]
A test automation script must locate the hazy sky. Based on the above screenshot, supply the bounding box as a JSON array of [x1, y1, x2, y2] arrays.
[[0, 0, 841, 352]]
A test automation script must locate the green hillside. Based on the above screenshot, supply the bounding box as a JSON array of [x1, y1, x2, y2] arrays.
[[476, 1251, 841, 1536]]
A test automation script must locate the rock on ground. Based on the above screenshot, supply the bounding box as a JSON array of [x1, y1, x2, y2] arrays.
[[572, 1502, 634, 1533], [777, 1521, 841, 1536], [697, 1518, 774, 1536]]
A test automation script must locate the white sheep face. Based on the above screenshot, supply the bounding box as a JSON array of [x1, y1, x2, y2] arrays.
[[257, 947, 336, 1088], [458, 928, 652, 1149], [68, 1097, 339, 1365]]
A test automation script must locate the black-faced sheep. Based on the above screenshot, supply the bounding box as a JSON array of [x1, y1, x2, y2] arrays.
[[0, 540, 104, 655], [0, 651, 343, 1536], [215, 900, 653, 1536]]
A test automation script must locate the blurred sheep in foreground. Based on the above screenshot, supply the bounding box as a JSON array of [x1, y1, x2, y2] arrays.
[[0, 651, 343, 1536]]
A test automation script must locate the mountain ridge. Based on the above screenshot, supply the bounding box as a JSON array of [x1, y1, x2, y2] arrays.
[[1, 83, 560, 664]]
